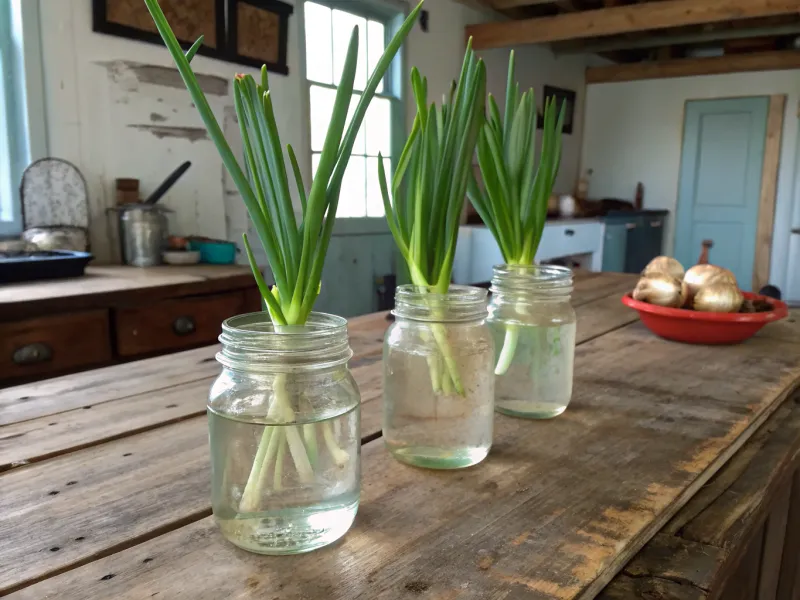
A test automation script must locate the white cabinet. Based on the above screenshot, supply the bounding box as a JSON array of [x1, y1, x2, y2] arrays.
[[452, 220, 606, 285]]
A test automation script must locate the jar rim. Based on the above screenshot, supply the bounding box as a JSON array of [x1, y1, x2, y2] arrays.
[[393, 284, 488, 322], [492, 263, 573, 280], [221, 311, 347, 340], [491, 264, 573, 297]]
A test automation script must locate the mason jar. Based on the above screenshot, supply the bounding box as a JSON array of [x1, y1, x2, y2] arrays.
[[487, 264, 576, 419], [209, 312, 360, 554], [383, 285, 494, 469]]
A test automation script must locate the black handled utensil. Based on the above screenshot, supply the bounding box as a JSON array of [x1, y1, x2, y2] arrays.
[[144, 161, 192, 205]]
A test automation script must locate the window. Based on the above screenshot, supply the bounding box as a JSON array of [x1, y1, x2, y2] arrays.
[[303, 1, 403, 218]]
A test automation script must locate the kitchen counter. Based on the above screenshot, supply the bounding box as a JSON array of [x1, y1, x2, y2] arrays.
[[0, 265, 259, 384]]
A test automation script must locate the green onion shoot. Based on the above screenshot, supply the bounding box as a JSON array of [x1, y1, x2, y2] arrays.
[[378, 40, 486, 395], [467, 51, 565, 376]]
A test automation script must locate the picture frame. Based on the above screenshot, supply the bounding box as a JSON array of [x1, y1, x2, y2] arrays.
[[538, 85, 576, 135], [92, 0, 226, 60], [227, 0, 294, 75]]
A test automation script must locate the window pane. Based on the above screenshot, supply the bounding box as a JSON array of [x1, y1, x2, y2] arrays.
[[332, 9, 367, 91], [339, 156, 367, 218], [309, 85, 336, 152], [304, 3, 332, 84], [366, 156, 391, 218], [347, 93, 366, 154], [365, 98, 391, 156], [367, 20, 385, 93], [311, 153, 321, 178]]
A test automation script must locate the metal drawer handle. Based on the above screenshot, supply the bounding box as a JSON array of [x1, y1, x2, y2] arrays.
[[173, 316, 196, 336], [625, 223, 637, 230], [13, 343, 53, 365], [650, 220, 663, 228], [564, 229, 575, 236]]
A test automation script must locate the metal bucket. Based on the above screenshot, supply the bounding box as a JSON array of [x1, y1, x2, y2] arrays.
[[110, 204, 170, 267]]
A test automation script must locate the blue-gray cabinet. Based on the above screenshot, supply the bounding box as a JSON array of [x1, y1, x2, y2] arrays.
[[602, 210, 668, 274]]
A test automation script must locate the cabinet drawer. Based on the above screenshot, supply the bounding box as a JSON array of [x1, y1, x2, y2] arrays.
[[0, 311, 111, 381], [115, 291, 252, 357], [538, 222, 604, 262]]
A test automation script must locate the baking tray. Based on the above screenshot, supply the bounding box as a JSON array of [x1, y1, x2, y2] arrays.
[[0, 250, 93, 284]]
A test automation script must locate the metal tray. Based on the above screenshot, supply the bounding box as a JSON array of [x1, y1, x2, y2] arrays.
[[0, 250, 93, 284]]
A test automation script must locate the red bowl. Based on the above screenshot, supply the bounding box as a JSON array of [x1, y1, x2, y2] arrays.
[[621, 292, 789, 344]]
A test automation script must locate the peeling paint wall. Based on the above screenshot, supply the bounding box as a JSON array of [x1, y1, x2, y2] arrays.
[[37, 0, 590, 264]]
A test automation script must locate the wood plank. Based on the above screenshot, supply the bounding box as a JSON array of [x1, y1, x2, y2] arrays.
[[776, 471, 800, 600], [7, 324, 800, 599], [585, 51, 800, 85], [722, 526, 765, 600], [0, 309, 392, 427], [598, 573, 707, 600], [466, 0, 800, 49], [754, 95, 786, 293], [758, 482, 792, 600]]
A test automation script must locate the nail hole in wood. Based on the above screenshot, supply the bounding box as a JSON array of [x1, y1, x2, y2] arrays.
[[50, 547, 60, 552], [100, 574, 116, 581], [48, 422, 58, 426], [18, 396, 31, 401], [67, 481, 78, 486], [405, 581, 430, 594], [83, 406, 92, 410], [165, 404, 178, 408], [123, 453, 133, 457], [48, 490, 59, 496], [143, 557, 154, 563], [75, 536, 85, 541]]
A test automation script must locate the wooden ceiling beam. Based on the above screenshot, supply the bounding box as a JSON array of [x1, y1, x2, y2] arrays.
[[467, 0, 800, 50], [585, 50, 800, 84], [490, 0, 558, 9]]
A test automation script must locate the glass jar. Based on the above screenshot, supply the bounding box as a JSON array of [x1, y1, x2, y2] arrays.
[[209, 312, 360, 554], [383, 285, 494, 469], [487, 264, 576, 419]]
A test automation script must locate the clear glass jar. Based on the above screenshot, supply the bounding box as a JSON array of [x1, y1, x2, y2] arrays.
[[209, 312, 360, 554], [487, 264, 576, 419], [383, 285, 494, 469]]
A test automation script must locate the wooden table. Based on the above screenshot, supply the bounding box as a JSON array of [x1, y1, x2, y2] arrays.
[[0, 265, 259, 384], [2, 272, 799, 600]]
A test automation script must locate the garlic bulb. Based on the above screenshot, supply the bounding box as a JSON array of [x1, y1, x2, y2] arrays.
[[642, 256, 684, 281], [633, 275, 687, 308], [684, 264, 737, 296], [693, 282, 744, 313]]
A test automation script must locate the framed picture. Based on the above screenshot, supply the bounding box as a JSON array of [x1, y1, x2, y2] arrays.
[[92, 0, 225, 59], [227, 0, 294, 75], [538, 85, 576, 135]]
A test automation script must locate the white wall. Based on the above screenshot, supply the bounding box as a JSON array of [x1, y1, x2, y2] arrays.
[[581, 71, 800, 299], [38, 0, 590, 262]]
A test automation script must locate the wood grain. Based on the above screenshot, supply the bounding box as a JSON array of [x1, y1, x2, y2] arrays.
[[7, 323, 799, 599], [466, 0, 800, 49], [754, 95, 786, 292], [0, 311, 111, 381], [585, 51, 800, 84], [776, 471, 800, 600], [114, 291, 253, 357]]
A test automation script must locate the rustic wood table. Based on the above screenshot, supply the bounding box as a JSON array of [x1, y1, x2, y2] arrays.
[[2, 272, 799, 600]]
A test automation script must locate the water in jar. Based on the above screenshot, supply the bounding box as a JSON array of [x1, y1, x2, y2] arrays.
[[208, 404, 359, 554], [491, 321, 576, 419], [383, 328, 494, 469]]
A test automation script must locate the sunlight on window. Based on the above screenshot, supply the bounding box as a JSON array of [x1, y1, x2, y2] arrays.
[[304, 1, 397, 218]]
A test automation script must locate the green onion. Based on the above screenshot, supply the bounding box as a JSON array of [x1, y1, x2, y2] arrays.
[[144, 0, 422, 510], [467, 50, 566, 375], [378, 40, 486, 395]]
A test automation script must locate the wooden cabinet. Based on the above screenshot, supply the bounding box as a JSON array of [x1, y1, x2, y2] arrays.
[[0, 266, 260, 385], [602, 210, 668, 274]]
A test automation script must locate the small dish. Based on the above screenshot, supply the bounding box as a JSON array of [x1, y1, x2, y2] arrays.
[[621, 292, 788, 344], [162, 250, 201, 265]]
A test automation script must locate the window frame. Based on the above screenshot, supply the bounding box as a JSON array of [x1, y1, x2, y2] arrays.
[[300, 0, 408, 220]]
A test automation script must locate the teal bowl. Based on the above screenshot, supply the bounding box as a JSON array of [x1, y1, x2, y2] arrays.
[[188, 240, 237, 264]]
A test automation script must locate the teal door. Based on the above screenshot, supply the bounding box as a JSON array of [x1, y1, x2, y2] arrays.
[[675, 97, 769, 291]]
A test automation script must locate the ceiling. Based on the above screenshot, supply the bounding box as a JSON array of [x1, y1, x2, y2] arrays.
[[467, 0, 800, 64]]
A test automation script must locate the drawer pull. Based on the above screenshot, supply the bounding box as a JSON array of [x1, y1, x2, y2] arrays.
[[13, 343, 53, 365], [625, 223, 637, 230], [173, 316, 196, 336], [650, 220, 663, 228], [564, 229, 575, 236]]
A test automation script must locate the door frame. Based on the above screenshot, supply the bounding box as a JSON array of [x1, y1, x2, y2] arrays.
[[674, 94, 785, 291], [753, 94, 785, 292]]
